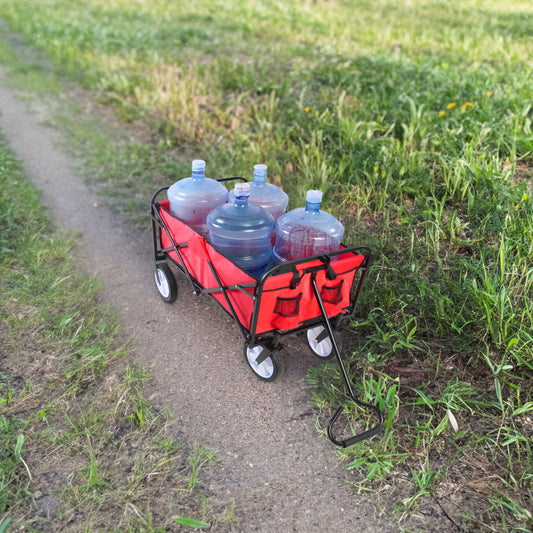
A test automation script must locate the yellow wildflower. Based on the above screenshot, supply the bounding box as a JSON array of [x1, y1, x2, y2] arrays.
[[304, 107, 310, 113], [487, 91, 493, 97], [439, 110, 446, 117], [447, 102, 456, 109], [516, 193, 530, 210], [461, 102, 473, 110]]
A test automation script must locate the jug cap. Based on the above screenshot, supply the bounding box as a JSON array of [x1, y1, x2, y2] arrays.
[[254, 163, 267, 173], [192, 159, 206, 172], [234, 182, 250, 198], [306, 190, 322, 204]]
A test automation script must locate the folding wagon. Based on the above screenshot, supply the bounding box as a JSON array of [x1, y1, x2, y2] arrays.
[[150, 179, 383, 447]]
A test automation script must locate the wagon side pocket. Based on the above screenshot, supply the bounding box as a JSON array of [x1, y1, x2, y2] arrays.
[[273, 293, 302, 318], [320, 280, 344, 305]]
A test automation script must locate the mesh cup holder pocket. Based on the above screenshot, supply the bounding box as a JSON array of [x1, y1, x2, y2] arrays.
[[273, 293, 302, 317], [321, 280, 344, 305]]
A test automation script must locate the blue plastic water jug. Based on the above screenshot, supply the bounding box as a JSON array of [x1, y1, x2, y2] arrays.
[[167, 159, 228, 235], [228, 164, 289, 222], [273, 190, 344, 263], [207, 182, 274, 278]]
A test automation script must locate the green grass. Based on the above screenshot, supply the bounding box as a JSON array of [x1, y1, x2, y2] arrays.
[[0, 141, 235, 530], [0, 0, 532, 530]]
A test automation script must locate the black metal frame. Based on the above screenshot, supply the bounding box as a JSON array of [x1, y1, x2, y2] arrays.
[[150, 182, 383, 447]]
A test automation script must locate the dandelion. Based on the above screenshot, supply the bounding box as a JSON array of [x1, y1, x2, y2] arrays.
[[461, 102, 473, 110], [439, 110, 446, 117], [304, 107, 310, 113], [516, 192, 530, 210], [487, 91, 493, 97], [447, 102, 456, 109]]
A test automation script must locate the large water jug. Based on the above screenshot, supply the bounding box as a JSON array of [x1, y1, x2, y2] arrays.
[[207, 182, 274, 278], [167, 159, 228, 235], [228, 164, 289, 221], [273, 190, 344, 263]]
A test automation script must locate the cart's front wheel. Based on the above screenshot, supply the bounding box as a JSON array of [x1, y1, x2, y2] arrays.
[[154, 262, 178, 303], [244, 342, 283, 382], [306, 325, 342, 359]]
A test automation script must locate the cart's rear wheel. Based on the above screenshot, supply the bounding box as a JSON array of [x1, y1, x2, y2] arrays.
[[154, 262, 178, 303], [244, 342, 283, 382], [306, 325, 342, 359]]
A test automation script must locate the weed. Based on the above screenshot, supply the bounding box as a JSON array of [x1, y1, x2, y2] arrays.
[[173, 516, 210, 529], [488, 495, 533, 532], [124, 365, 153, 429], [0, 417, 33, 515], [187, 445, 218, 491]]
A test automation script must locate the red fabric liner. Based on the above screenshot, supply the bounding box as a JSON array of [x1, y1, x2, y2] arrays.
[[158, 201, 364, 334]]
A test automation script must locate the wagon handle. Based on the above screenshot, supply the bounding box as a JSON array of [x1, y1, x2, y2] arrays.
[[310, 272, 384, 447], [217, 176, 248, 184]]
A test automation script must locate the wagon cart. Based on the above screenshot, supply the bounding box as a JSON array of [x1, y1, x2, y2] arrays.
[[150, 179, 383, 447]]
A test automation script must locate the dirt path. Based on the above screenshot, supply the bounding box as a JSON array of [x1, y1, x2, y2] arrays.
[[0, 74, 388, 532]]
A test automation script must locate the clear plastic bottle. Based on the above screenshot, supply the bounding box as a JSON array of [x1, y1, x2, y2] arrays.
[[207, 182, 274, 278], [228, 164, 288, 222], [273, 190, 344, 263], [167, 159, 228, 235]]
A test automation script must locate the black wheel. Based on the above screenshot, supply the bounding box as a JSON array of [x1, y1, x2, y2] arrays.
[[154, 262, 178, 303], [244, 342, 283, 382], [306, 325, 342, 360]]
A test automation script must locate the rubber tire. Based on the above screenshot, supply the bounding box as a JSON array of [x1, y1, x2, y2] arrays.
[[154, 262, 178, 303], [306, 325, 342, 360], [244, 342, 283, 382]]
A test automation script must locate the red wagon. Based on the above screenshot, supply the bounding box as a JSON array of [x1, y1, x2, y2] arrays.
[[150, 179, 383, 447]]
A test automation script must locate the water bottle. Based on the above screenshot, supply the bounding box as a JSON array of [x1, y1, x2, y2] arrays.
[[228, 164, 289, 221], [167, 159, 228, 235], [207, 182, 274, 278], [273, 190, 344, 262]]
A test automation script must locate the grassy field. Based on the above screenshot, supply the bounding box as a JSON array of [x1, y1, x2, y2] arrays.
[[0, 0, 532, 531]]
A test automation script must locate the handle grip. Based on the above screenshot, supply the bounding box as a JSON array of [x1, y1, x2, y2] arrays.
[[327, 402, 384, 448]]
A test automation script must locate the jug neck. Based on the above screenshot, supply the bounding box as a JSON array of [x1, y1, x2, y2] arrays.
[[305, 190, 322, 214], [234, 196, 249, 207], [305, 201, 321, 214], [191, 159, 206, 181], [192, 169, 205, 181]]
